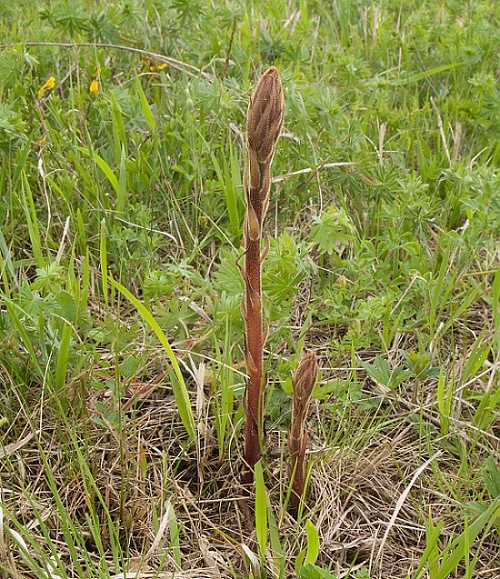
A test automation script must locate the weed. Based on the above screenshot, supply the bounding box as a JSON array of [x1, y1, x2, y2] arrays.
[[0, 1, 499, 577], [288, 350, 319, 518], [239, 66, 284, 482]]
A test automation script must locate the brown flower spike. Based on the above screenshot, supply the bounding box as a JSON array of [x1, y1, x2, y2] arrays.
[[288, 350, 319, 518], [241, 67, 284, 484]]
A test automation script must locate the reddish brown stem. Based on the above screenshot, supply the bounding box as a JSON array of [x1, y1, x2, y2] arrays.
[[240, 67, 284, 484], [242, 236, 264, 478], [289, 434, 308, 519], [288, 350, 318, 517]]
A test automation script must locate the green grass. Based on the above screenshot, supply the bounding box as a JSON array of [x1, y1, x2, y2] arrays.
[[1, 0, 499, 577]]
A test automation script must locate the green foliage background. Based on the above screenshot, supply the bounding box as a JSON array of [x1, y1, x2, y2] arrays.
[[0, 1, 499, 578]]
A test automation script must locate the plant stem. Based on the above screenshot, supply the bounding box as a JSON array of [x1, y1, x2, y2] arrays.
[[241, 67, 284, 483], [289, 350, 318, 518], [243, 235, 264, 475]]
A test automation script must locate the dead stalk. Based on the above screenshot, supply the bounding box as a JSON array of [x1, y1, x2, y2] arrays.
[[288, 350, 318, 518], [240, 67, 284, 484]]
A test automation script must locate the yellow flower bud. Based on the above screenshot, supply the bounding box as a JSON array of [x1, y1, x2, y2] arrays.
[[37, 76, 56, 99], [89, 80, 99, 97]]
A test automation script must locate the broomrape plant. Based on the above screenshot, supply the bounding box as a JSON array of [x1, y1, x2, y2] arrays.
[[240, 66, 284, 484], [239, 67, 318, 517], [289, 350, 319, 519]]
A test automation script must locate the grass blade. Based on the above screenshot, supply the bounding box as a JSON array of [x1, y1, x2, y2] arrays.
[[254, 460, 267, 557], [78, 146, 119, 198], [434, 497, 500, 579], [304, 519, 320, 566], [414, 515, 444, 579], [136, 76, 156, 131], [117, 145, 127, 214], [21, 172, 45, 268], [267, 495, 285, 578], [109, 277, 196, 443], [100, 219, 109, 308], [493, 265, 500, 341], [54, 321, 71, 392], [388, 62, 466, 86], [166, 499, 182, 569]]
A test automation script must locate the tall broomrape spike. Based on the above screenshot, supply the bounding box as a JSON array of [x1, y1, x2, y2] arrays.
[[288, 350, 319, 518], [241, 67, 284, 484]]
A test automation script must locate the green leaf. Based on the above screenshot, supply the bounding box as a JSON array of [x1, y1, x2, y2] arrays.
[[493, 265, 500, 338], [267, 494, 285, 578], [109, 277, 196, 443], [136, 77, 156, 131], [308, 205, 355, 256], [78, 146, 119, 200], [413, 515, 444, 579], [298, 563, 337, 579], [483, 458, 500, 499], [165, 500, 182, 569], [54, 321, 72, 393], [116, 146, 127, 214], [254, 461, 267, 557], [304, 520, 320, 566], [434, 497, 500, 579], [388, 62, 466, 86]]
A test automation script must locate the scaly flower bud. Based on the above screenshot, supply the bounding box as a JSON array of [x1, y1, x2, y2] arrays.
[[247, 66, 284, 164], [292, 350, 319, 415]]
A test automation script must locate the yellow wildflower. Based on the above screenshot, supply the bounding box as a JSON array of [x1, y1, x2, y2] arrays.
[[39, 137, 46, 146], [89, 80, 99, 97], [148, 61, 168, 72], [37, 76, 56, 99]]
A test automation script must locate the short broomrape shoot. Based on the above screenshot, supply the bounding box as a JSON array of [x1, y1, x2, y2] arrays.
[[288, 350, 319, 518], [240, 66, 284, 484]]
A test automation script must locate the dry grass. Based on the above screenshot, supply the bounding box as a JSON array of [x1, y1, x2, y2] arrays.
[[1, 2, 500, 573], [2, 303, 498, 579]]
